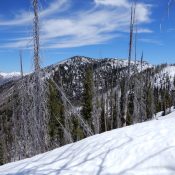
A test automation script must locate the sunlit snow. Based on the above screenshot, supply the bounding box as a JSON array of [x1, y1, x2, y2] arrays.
[[0, 110, 175, 175]]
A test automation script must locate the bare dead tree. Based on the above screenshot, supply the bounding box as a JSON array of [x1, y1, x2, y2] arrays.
[[33, 0, 93, 148], [122, 0, 136, 127], [19, 50, 25, 131], [50, 79, 94, 137], [28, 0, 49, 153], [19, 50, 24, 78], [139, 51, 146, 122], [92, 70, 100, 134], [114, 60, 121, 128], [133, 51, 146, 123], [32, 0, 41, 116], [33, 0, 40, 73], [32, 0, 41, 130]]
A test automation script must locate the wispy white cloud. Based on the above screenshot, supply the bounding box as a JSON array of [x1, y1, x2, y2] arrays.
[[137, 28, 153, 33], [0, 0, 69, 26], [1, 38, 32, 49], [95, 0, 130, 8], [0, 0, 152, 49], [139, 38, 163, 46], [95, 0, 151, 23], [39, 0, 70, 17]]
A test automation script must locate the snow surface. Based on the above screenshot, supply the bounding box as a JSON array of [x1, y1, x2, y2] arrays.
[[97, 58, 152, 73], [154, 65, 175, 88], [1, 112, 175, 175], [0, 72, 21, 78], [0, 72, 22, 86], [0, 72, 29, 86], [160, 66, 175, 79]]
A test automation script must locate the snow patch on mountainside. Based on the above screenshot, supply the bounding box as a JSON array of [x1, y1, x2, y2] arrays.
[[0, 56, 153, 87], [0, 72, 21, 86], [154, 65, 175, 88], [0, 72, 21, 78], [107, 58, 152, 72], [1, 110, 175, 175], [163, 66, 175, 78]]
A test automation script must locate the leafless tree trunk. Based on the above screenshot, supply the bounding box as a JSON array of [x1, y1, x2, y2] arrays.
[[122, 1, 136, 127], [50, 79, 94, 137], [32, 0, 42, 150], [33, 0, 40, 73], [20, 50, 24, 78], [29, 0, 49, 153], [92, 68, 101, 134]]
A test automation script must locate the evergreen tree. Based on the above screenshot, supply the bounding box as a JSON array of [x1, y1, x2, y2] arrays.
[[72, 117, 84, 141], [146, 84, 155, 119], [100, 94, 106, 132], [0, 142, 3, 165], [48, 80, 65, 147], [133, 72, 146, 123], [127, 87, 134, 125], [82, 66, 93, 128], [144, 72, 155, 120], [172, 75, 175, 108], [154, 87, 161, 113], [113, 86, 121, 128]]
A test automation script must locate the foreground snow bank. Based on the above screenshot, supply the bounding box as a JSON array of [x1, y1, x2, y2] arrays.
[[1, 112, 175, 175]]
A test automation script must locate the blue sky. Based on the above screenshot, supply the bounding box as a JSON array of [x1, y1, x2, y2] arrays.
[[0, 0, 175, 72]]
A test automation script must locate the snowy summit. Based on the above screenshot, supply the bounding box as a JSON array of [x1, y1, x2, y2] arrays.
[[0, 111, 175, 175], [0, 72, 21, 86]]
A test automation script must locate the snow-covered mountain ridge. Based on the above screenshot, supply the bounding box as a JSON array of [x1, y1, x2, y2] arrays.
[[154, 65, 175, 88], [0, 72, 21, 78], [0, 110, 175, 175], [0, 56, 174, 166], [0, 72, 21, 86], [0, 56, 152, 87], [50, 56, 152, 72]]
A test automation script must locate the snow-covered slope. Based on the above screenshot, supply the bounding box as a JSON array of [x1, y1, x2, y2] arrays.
[[1, 111, 175, 175], [0, 72, 21, 78], [0, 72, 21, 86], [0, 56, 152, 87], [154, 65, 175, 88]]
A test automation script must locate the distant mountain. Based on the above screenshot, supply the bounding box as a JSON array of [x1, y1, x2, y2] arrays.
[[45, 56, 153, 102], [48, 56, 152, 73], [154, 65, 175, 88], [0, 72, 21, 86], [0, 56, 151, 87], [0, 56, 174, 166], [1, 109, 175, 175]]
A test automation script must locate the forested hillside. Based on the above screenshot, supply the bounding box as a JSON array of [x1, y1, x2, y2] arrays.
[[1, 107, 175, 175], [0, 56, 174, 164], [0, 1, 175, 173]]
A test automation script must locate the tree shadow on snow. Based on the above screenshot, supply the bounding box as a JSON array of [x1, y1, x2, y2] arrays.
[[4, 138, 175, 175]]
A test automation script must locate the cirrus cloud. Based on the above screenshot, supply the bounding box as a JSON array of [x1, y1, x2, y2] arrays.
[[0, 0, 152, 49]]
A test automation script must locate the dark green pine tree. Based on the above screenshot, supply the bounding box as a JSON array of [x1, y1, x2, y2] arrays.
[[145, 82, 155, 120], [144, 69, 155, 120], [127, 86, 134, 125], [172, 76, 175, 108], [82, 66, 93, 129], [154, 87, 161, 113], [164, 75, 171, 115], [48, 80, 65, 146], [0, 142, 3, 165], [100, 94, 106, 132], [72, 117, 84, 141]]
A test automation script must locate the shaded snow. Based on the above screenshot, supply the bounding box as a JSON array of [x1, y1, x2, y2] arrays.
[[161, 66, 175, 78], [0, 72, 21, 86], [98, 58, 152, 73], [0, 72, 21, 79], [154, 65, 175, 88], [1, 111, 175, 175]]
